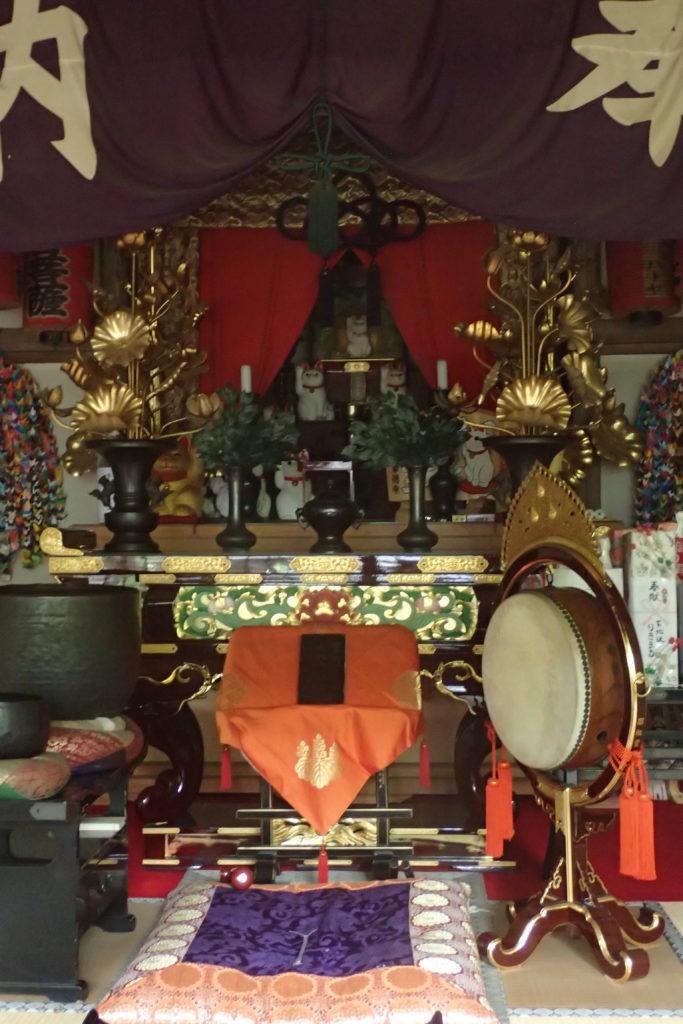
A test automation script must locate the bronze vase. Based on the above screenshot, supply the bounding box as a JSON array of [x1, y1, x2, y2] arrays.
[[397, 465, 438, 552], [88, 437, 174, 553], [484, 433, 571, 496], [216, 466, 257, 552]]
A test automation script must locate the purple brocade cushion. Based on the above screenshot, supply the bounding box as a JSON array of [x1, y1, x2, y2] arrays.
[[98, 877, 497, 1024]]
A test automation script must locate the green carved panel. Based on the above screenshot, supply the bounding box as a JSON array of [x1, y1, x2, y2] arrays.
[[173, 584, 478, 642]]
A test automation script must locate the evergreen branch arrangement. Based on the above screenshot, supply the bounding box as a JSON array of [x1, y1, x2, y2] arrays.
[[194, 386, 299, 471], [343, 392, 466, 469]]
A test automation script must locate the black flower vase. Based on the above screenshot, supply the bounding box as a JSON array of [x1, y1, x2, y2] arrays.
[[216, 466, 256, 552], [397, 465, 438, 552], [484, 433, 572, 497], [429, 462, 457, 521], [88, 437, 173, 553]]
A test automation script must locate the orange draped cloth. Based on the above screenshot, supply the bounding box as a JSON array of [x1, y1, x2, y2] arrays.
[[216, 624, 423, 836]]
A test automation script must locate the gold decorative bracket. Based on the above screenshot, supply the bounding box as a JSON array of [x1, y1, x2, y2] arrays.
[[138, 662, 219, 708]]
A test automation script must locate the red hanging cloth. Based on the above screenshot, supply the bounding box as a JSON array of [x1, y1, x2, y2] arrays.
[[198, 228, 321, 394]]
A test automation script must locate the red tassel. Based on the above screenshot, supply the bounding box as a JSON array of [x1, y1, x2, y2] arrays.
[[613, 745, 657, 881], [317, 842, 328, 883], [485, 779, 505, 857], [221, 746, 232, 790], [498, 751, 514, 841], [419, 739, 431, 788], [484, 721, 513, 858]]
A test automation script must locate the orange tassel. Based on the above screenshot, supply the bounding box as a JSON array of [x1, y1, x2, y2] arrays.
[[485, 779, 505, 857], [613, 744, 657, 881], [484, 721, 512, 858], [221, 746, 232, 789], [419, 739, 431, 788], [317, 842, 328, 883], [498, 750, 514, 841]]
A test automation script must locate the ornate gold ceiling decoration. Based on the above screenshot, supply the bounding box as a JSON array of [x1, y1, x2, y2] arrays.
[[178, 129, 478, 230]]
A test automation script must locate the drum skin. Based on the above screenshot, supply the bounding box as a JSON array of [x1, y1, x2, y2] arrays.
[[482, 587, 624, 771]]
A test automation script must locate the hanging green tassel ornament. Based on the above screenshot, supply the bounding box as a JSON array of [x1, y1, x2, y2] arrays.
[[307, 178, 339, 258]]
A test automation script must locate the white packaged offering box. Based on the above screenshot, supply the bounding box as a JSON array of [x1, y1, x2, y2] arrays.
[[626, 527, 679, 689]]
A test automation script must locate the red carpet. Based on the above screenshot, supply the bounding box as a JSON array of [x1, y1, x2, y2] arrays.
[[484, 796, 683, 902]]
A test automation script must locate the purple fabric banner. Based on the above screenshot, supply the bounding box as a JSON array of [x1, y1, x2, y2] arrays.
[[1, 0, 682, 250]]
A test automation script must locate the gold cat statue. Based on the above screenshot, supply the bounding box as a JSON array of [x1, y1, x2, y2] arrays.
[[153, 442, 204, 519]]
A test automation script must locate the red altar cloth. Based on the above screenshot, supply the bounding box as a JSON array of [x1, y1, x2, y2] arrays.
[[216, 625, 423, 836]]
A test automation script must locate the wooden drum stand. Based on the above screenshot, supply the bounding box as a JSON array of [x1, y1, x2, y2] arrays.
[[477, 467, 665, 981]]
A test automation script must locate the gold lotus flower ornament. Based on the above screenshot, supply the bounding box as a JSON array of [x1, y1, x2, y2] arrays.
[[62, 433, 98, 476], [91, 310, 151, 368], [496, 376, 571, 430], [71, 383, 143, 435], [185, 391, 222, 424], [453, 227, 641, 482]]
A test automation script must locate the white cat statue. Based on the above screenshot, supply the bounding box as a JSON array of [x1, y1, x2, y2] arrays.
[[252, 464, 272, 521], [274, 459, 306, 520], [380, 362, 407, 395], [296, 363, 334, 421]]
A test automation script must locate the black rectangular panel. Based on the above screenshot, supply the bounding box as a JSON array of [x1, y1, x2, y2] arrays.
[[297, 634, 346, 704]]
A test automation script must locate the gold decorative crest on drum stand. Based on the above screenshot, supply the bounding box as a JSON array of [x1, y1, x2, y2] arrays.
[[479, 462, 664, 981]]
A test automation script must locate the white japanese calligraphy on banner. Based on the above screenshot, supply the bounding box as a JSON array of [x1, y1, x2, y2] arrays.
[[0, 0, 96, 181], [548, 0, 683, 166]]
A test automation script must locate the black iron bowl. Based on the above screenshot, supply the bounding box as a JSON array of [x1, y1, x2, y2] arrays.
[[0, 693, 50, 759]]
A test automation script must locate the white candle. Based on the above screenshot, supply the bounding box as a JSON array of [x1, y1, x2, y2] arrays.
[[240, 364, 252, 393], [436, 359, 448, 390]]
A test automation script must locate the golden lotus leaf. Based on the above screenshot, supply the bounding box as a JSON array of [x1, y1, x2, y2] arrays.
[[62, 433, 98, 476], [560, 429, 594, 487], [185, 391, 222, 423], [588, 401, 642, 466], [61, 355, 109, 392], [92, 309, 151, 368], [556, 297, 595, 352], [456, 320, 501, 346], [496, 375, 571, 430], [477, 360, 502, 404], [561, 350, 607, 406], [71, 383, 143, 435]]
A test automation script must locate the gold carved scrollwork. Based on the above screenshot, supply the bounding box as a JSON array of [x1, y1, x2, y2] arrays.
[[138, 662, 216, 708], [214, 573, 263, 585], [162, 556, 232, 574], [49, 556, 104, 575], [294, 734, 343, 789], [289, 556, 360, 575], [272, 817, 377, 847], [139, 573, 177, 585], [417, 556, 490, 574]]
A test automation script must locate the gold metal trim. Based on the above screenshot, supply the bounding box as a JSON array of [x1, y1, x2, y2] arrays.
[[290, 556, 360, 574], [139, 573, 177, 585], [141, 643, 179, 655], [214, 573, 263, 584], [472, 643, 484, 656], [143, 858, 181, 866], [40, 526, 84, 557], [473, 573, 503, 585], [387, 573, 435, 584], [49, 555, 103, 574], [417, 643, 436, 655], [299, 573, 350, 584], [215, 642, 228, 655], [343, 360, 371, 373], [417, 555, 490, 574], [162, 555, 231, 574], [138, 662, 216, 706]]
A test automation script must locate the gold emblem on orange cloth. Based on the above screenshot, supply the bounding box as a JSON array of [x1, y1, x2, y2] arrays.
[[295, 734, 343, 789]]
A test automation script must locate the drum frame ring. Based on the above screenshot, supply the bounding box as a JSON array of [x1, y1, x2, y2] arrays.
[[498, 543, 645, 808]]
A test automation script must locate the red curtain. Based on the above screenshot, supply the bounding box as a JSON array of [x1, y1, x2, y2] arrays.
[[199, 221, 496, 399], [376, 221, 496, 400], [198, 228, 321, 394]]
